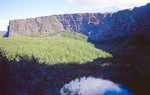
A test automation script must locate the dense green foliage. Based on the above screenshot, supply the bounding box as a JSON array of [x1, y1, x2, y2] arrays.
[[0, 38, 112, 64], [30, 31, 62, 38], [61, 30, 88, 41], [30, 30, 88, 41]]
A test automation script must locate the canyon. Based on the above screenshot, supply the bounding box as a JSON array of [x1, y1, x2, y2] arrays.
[[1, 3, 150, 95], [7, 3, 150, 41]]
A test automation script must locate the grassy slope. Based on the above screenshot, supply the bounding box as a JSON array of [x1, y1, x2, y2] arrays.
[[0, 38, 112, 64], [30, 30, 88, 41]]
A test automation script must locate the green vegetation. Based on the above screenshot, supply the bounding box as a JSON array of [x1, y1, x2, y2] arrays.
[[0, 37, 112, 64], [30, 31, 62, 38], [100, 62, 112, 67], [61, 30, 88, 41], [30, 30, 88, 41]]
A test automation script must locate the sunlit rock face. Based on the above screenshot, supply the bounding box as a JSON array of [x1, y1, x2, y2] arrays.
[[8, 3, 150, 40], [60, 77, 133, 95]]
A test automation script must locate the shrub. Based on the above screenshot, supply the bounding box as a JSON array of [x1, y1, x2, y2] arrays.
[[0, 38, 112, 64]]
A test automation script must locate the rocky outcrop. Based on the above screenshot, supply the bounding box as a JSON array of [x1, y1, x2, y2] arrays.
[[8, 3, 150, 40]]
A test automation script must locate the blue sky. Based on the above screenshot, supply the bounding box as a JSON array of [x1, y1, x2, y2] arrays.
[[0, 0, 150, 31]]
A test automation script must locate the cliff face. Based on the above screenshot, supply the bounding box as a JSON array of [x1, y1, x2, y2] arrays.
[[8, 3, 150, 40]]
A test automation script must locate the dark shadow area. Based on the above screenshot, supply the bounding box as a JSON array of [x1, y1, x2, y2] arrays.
[[87, 34, 150, 95], [0, 50, 150, 95], [0, 52, 109, 95], [88, 34, 150, 71]]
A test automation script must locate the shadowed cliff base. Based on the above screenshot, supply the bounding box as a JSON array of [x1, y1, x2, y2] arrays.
[[89, 34, 150, 63], [0, 50, 150, 95], [89, 34, 150, 74]]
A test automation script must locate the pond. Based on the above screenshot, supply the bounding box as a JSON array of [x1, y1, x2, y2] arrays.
[[60, 77, 133, 95]]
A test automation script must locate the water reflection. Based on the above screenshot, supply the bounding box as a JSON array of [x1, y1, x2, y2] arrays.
[[60, 77, 133, 95]]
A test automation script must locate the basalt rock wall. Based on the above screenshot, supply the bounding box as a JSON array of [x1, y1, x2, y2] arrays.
[[8, 3, 150, 40]]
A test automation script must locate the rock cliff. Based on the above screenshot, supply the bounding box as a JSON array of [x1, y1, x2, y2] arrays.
[[8, 3, 150, 40]]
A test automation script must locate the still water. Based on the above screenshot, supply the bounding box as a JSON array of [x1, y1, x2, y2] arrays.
[[60, 77, 133, 95]]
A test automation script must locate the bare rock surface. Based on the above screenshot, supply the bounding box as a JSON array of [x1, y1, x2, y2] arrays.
[[8, 3, 150, 40]]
